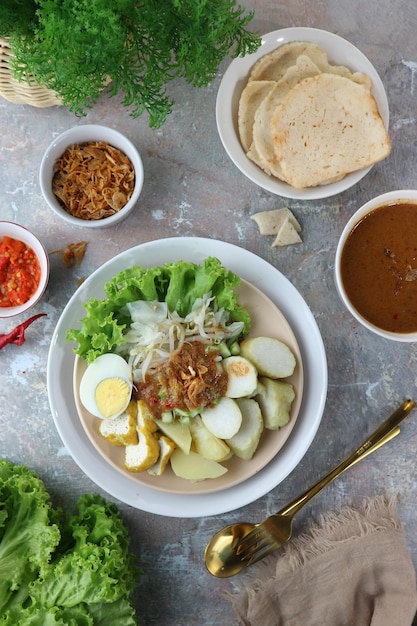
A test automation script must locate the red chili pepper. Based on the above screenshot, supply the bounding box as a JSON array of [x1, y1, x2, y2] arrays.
[[0, 313, 47, 349]]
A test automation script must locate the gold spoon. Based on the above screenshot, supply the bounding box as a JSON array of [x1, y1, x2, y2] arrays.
[[205, 399, 415, 578]]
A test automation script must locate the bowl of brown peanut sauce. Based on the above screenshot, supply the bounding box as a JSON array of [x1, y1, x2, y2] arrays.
[[335, 190, 417, 341]]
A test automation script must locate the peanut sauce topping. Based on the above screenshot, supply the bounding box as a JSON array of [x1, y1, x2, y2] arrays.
[[133, 342, 228, 418]]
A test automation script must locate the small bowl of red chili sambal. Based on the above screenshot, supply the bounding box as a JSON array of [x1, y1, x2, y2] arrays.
[[0, 222, 49, 318], [335, 190, 417, 341]]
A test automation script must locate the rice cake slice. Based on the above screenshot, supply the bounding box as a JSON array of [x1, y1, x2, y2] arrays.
[[238, 80, 276, 152], [271, 73, 391, 189], [251, 208, 301, 235]]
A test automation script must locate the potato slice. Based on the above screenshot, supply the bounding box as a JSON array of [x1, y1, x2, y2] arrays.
[[223, 355, 258, 398], [240, 336, 296, 378], [226, 398, 264, 460], [201, 397, 242, 439], [170, 449, 228, 481], [155, 419, 192, 454], [189, 416, 231, 461], [256, 377, 295, 430]]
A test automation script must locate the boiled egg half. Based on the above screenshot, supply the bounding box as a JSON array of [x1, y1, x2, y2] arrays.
[[79, 353, 133, 419]]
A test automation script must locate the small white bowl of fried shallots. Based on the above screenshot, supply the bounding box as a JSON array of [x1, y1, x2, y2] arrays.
[[39, 125, 144, 228]]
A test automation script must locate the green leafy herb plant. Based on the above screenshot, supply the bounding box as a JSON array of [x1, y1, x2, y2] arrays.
[[0, 0, 261, 127]]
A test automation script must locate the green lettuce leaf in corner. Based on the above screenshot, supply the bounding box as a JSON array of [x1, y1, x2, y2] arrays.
[[29, 494, 139, 609], [0, 460, 140, 626], [66, 257, 251, 363], [0, 460, 61, 613], [87, 597, 139, 626]]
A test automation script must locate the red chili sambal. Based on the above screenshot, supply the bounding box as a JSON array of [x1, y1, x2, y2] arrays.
[[0, 236, 41, 307]]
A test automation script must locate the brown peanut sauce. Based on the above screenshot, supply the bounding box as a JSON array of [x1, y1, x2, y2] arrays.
[[133, 341, 228, 418], [340, 201, 417, 333]]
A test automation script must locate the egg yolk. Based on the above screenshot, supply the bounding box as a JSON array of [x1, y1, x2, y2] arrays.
[[94, 377, 131, 418]]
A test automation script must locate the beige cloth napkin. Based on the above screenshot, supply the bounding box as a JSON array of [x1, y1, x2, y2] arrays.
[[228, 495, 417, 626]]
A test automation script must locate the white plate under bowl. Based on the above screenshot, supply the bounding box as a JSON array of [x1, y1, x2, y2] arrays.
[[47, 237, 327, 517], [216, 27, 390, 200], [73, 279, 304, 495]]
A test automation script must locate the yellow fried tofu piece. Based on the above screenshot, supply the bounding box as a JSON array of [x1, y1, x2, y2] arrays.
[[147, 435, 176, 476], [124, 400, 161, 472], [124, 427, 160, 472], [137, 399, 158, 433], [99, 400, 139, 446]]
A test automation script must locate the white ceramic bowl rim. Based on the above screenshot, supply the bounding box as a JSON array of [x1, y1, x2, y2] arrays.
[[216, 27, 390, 200], [335, 189, 417, 342], [0, 221, 49, 318], [39, 124, 144, 229]]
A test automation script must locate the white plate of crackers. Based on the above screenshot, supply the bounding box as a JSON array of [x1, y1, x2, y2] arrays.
[[216, 27, 391, 200]]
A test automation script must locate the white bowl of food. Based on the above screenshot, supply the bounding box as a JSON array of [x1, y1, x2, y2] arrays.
[[216, 27, 391, 200], [335, 190, 417, 341], [40, 124, 144, 228], [0, 221, 49, 318]]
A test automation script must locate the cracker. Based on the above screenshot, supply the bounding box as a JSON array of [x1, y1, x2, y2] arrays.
[[248, 41, 328, 82], [249, 55, 321, 178], [271, 73, 391, 188], [238, 80, 276, 152], [238, 40, 388, 189], [251, 208, 301, 235], [272, 217, 303, 247]]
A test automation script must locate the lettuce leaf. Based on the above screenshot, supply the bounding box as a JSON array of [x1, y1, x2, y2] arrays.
[[67, 257, 251, 363], [0, 460, 61, 612], [0, 460, 140, 625]]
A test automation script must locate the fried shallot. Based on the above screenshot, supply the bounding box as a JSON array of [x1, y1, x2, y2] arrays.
[[135, 342, 228, 418], [52, 141, 135, 220]]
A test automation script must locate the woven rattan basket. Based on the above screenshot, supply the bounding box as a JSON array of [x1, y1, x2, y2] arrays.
[[0, 36, 61, 107]]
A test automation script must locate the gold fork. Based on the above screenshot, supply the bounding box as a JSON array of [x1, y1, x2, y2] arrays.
[[205, 399, 416, 577], [236, 399, 415, 565]]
